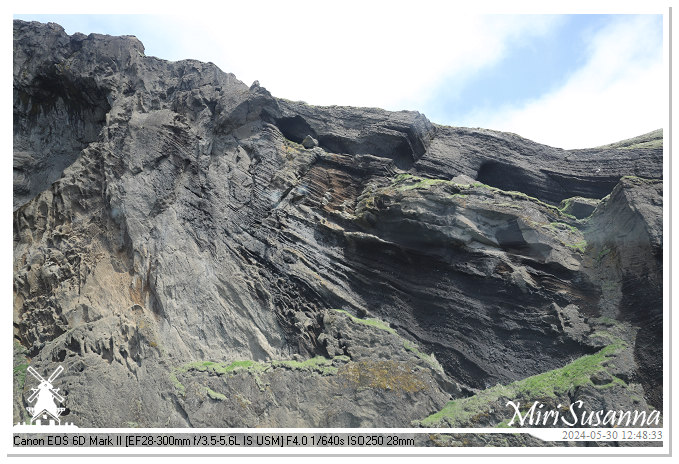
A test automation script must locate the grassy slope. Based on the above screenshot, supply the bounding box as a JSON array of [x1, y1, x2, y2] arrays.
[[594, 129, 662, 150], [419, 337, 626, 427]]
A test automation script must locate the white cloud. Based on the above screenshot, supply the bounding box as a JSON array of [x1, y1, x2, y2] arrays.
[[458, 15, 665, 149], [149, 5, 561, 111]]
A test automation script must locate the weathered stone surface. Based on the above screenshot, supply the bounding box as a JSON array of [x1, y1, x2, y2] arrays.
[[415, 127, 661, 204], [13, 20, 662, 431], [558, 196, 599, 219], [302, 135, 318, 149], [590, 370, 613, 386], [172, 309, 454, 427], [583, 176, 663, 410]]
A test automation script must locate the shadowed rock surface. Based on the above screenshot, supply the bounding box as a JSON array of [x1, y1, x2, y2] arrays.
[[13, 20, 662, 439]]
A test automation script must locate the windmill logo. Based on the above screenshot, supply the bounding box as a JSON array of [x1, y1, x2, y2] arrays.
[[25, 365, 66, 425]]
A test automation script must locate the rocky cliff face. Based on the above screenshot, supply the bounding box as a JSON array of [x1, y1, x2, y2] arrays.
[[13, 20, 663, 435]]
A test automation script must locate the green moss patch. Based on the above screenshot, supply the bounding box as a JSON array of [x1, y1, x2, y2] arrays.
[[206, 387, 227, 401], [390, 173, 464, 192], [398, 177, 449, 191], [169, 370, 186, 396], [271, 355, 350, 375], [387, 174, 578, 222], [566, 240, 588, 253], [549, 222, 579, 234], [332, 309, 443, 373], [13, 341, 30, 390], [14, 363, 29, 390], [403, 341, 444, 374], [183, 360, 264, 375], [333, 309, 396, 335], [170, 355, 351, 396], [596, 247, 612, 262], [620, 175, 657, 186], [419, 340, 626, 427], [594, 129, 662, 150]]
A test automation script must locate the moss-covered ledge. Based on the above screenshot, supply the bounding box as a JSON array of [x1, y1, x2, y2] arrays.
[[415, 338, 628, 428], [169, 356, 351, 397]]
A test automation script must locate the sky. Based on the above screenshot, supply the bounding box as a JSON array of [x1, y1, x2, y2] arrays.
[[13, 8, 666, 149]]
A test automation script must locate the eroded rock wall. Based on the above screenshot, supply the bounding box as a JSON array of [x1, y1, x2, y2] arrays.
[[13, 20, 663, 428]]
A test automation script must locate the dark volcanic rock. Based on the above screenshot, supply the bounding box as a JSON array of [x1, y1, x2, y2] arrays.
[[583, 176, 663, 409], [13, 20, 663, 430], [301, 135, 318, 149]]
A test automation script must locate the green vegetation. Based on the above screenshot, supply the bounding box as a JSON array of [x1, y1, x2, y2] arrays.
[[540, 219, 588, 252], [403, 341, 444, 374], [393, 173, 415, 182], [281, 138, 305, 159], [13, 341, 29, 390], [206, 387, 227, 401], [182, 359, 264, 375], [169, 370, 186, 396], [398, 177, 449, 191], [588, 329, 621, 345], [593, 316, 617, 327], [14, 363, 29, 390], [558, 211, 577, 220], [169, 360, 254, 396], [419, 340, 626, 427], [170, 360, 268, 394], [504, 190, 538, 202], [557, 197, 599, 219], [623, 140, 662, 149], [558, 197, 575, 212], [494, 202, 521, 209], [271, 355, 350, 375], [549, 222, 579, 234], [170, 354, 351, 396], [13, 341, 32, 424], [333, 309, 397, 334], [389, 173, 578, 221], [594, 129, 662, 150], [332, 309, 443, 373], [538, 222, 588, 253], [170, 308, 442, 399], [566, 240, 588, 253], [391, 173, 467, 192], [620, 175, 658, 187], [596, 247, 612, 262]]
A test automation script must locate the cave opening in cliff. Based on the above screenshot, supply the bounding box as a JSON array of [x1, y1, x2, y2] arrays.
[[13, 71, 111, 209], [476, 160, 536, 197], [275, 115, 316, 145]]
